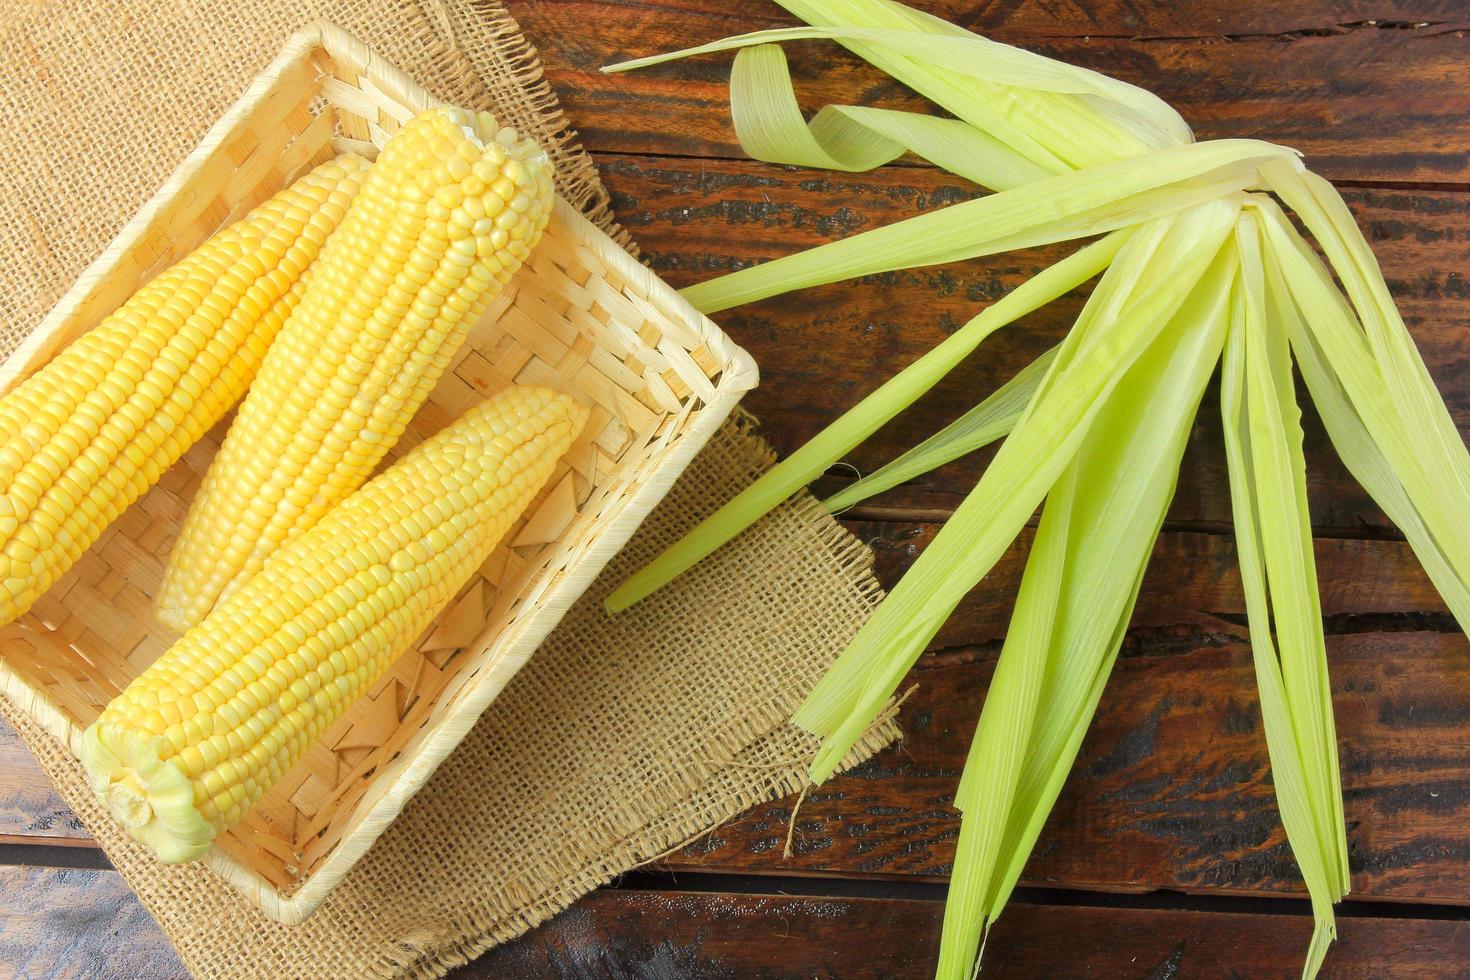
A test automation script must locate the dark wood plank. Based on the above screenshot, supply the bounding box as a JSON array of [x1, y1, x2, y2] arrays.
[[665, 527, 1470, 906], [518, 0, 1470, 183], [597, 154, 1470, 531], [872, 0, 1470, 38], [0, 719, 88, 846], [0, 866, 182, 978], [668, 629, 1470, 903], [3, 529, 1467, 903], [861, 523, 1458, 654], [461, 887, 1470, 979], [516, 0, 1470, 42], [5, 867, 1464, 979]]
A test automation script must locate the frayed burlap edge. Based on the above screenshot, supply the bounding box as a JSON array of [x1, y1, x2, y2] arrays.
[[376, 415, 898, 978], [382, 714, 903, 979]]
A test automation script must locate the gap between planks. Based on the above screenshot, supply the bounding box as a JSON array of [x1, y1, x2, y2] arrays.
[[615, 868, 1470, 922], [2, 844, 1468, 925]]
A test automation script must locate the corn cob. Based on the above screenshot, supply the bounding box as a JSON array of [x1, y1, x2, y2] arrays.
[[157, 106, 557, 632], [0, 155, 370, 627], [81, 386, 586, 862]]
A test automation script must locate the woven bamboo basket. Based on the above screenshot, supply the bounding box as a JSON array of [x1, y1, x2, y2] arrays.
[[0, 22, 756, 924]]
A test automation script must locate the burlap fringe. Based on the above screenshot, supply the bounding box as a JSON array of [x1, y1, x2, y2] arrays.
[[378, 712, 902, 979], [379, 411, 901, 978]]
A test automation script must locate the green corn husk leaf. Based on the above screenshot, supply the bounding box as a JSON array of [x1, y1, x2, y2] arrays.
[[939, 231, 1236, 980], [823, 346, 1054, 513], [604, 233, 1124, 612], [796, 198, 1241, 780], [1224, 212, 1348, 979], [767, 0, 1188, 166], [982, 246, 1238, 918], [1261, 164, 1470, 571], [606, 26, 1135, 174], [600, 7, 1470, 979], [940, 469, 1069, 980], [1268, 164, 1470, 501], [877, 0, 1193, 153], [1255, 221, 1470, 626], [1253, 197, 1470, 621], [606, 23, 1176, 110], [609, 144, 1288, 612], [682, 139, 1292, 314], [604, 13, 1187, 162], [725, 44, 1051, 190]]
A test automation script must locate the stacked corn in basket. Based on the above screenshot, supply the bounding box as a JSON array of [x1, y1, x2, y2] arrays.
[[0, 105, 585, 863]]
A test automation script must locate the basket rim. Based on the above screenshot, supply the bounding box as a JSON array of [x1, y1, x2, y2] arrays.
[[0, 21, 756, 924]]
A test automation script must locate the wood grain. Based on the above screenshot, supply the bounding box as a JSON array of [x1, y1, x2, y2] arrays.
[[7, 527, 1466, 904], [596, 155, 1470, 530], [0, 866, 182, 979], [4, 866, 1465, 979], [7, 4, 1470, 976], [661, 526, 1470, 905], [518, 0, 1470, 183], [461, 887, 1470, 979], [0, 719, 87, 846], [855, 0, 1470, 38]]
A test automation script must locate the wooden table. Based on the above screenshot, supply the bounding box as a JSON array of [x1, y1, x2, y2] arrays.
[[5, 2, 1470, 976]]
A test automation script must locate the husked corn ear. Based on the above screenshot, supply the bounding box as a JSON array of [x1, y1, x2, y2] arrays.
[[158, 106, 557, 631], [81, 386, 586, 862], [0, 155, 370, 627]]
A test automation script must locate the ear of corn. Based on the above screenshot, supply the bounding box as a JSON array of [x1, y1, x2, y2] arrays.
[[80, 385, 586, 863], [156, 107, 556, 632], [0, 155, 370, 627]]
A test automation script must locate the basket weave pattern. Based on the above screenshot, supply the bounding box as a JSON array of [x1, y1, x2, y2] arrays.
[[0, 23, 756, 924]]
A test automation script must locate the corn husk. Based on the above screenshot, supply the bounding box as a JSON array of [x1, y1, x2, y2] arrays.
[[605, 2, 1470, 976]]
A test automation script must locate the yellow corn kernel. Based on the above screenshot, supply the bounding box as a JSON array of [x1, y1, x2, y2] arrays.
[[80, 386, 586, 863], [158, 106, 557, 631], [0, 155, 370, 627]]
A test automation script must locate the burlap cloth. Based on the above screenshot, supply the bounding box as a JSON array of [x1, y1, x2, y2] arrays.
[[0, 2, 898, 976]]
